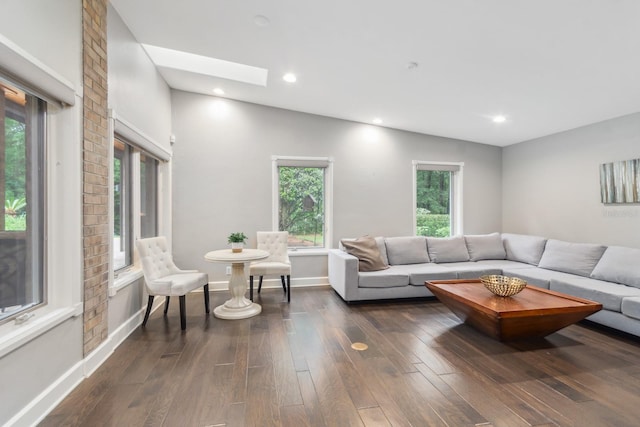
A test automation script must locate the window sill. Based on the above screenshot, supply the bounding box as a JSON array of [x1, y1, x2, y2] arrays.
[[110, 267, 143, 297], [0, 303, 83, 358], [288, 248, 329, 257]]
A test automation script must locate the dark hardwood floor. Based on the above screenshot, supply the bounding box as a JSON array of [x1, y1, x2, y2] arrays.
[[41, 286, 640, 426]]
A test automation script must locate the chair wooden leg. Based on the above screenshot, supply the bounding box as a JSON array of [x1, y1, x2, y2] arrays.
[[287, 275, 291, 303], [258, 276, 264, 293], [164, 296, 170, 315], [204, 284, 210, 314], [142, 295, 154, 327], [179, 295, 187, 330], [280, 276, 286, 292], [249, 276, 254, 301]]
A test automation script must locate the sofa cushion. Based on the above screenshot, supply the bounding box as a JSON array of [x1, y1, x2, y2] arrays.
[[358, 266, 410, 288], [384, 236, 429, 265], [427, 236, 470, 263], [621, 297, 640, 320], [550, 277, 640, 312], [591, 246, 640, 289], [436, 261, 502, 280], [537, 239, 606, 277], [388, 264, 458, 286], [501, 266, 580, 289], [476, 259, 532, 270], [502, 233, 547, 265], [464, 233, 506, 261], [341, 236, 389, 272]]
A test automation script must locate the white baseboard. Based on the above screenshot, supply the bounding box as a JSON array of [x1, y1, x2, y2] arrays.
[[205, 276, 329, 292], [10, 305, 154, 427], [8, 279, 325, 426]]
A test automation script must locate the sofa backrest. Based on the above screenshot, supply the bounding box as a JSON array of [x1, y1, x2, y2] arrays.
[[464, 232, 506, 261], [502, 233, 547, 265], [384, 236, 429, 265], [537, 239, 607, 277], [591, 246, 640, 288], [426, 236, 470, 263]]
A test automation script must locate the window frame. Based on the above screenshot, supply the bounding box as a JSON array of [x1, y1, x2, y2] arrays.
[[0, 80, 47, 325], [412, 160, 464, 237], [113, 137, 133, 271], [271, 155, 333, 253]]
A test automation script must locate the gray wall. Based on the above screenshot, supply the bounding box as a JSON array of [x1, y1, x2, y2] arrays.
[[503, 112, 640, 248], [106, 5, 172, 334], [0, 1, 83, 425], [107, 4, 172, 149], [170, 91, 503, 283]]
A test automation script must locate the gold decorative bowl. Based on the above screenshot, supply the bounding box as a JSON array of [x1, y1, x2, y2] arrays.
[[480, 275, 527, 297]]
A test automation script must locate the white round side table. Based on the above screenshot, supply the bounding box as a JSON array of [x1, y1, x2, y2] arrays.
[[204, 248, 269, 319]]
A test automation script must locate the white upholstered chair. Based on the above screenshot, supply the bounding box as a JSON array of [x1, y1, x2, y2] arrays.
[[249, 231, 291, 302], [136, 236, 210, 330]]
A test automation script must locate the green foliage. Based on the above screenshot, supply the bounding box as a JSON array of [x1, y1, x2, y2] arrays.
[[113, 156, 122, 236], [4, 117, 27, 202], [4, 214, 26, 231], [279, 167, 324, 245], [227, 232, 247, 243], [416, 170, 450, 214], [416, 210, 450, 237], [5, 197, 26, 216], [416, 169, 451, 237]]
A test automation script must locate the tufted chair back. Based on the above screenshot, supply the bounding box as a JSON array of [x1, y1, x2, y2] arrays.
[[256, 231, 290, 264], [136, 236, 180, 286]]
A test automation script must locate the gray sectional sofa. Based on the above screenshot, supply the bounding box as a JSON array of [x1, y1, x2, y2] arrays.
[[328, 233, 640, 337]]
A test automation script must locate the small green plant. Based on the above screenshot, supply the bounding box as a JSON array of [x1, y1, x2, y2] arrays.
[[227, 232, 248, 244], [5, 197, 26, 216]]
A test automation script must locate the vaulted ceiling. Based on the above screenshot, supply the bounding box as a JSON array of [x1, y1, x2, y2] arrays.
[[111, 0, 640, 146]]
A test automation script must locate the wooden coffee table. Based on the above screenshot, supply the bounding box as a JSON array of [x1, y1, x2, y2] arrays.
[[426, 279, 602, 341]]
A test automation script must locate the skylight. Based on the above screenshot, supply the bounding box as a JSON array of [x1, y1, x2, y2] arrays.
[[142, 44, 268, 86]]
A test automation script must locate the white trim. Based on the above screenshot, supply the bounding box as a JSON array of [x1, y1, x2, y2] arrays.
[[109, 268, 144, 297], [6, 307, 148, 427], [271, 155, 334, 249], [0, 304, 82, 359], [0, 33, 76, 106], [412, 160, 465, 236], [206, 277, 329, 292], [111, 110, 172, 161], [288, 248, 329, 257]]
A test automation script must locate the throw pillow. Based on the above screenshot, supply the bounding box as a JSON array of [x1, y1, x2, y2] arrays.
[[427, 236, 470, 263], [341, 236, 389, 272], [538, 239, 606, 277], [591, 246, 640, 288], [464, 232, 506, 261], [502, 233, 547, 265], [384, 236, 430, 265]]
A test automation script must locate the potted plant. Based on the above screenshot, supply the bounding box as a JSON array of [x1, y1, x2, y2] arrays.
[[228, 232, 248, 253]]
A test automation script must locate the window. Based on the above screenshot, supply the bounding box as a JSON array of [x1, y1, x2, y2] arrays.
[[272, 156, 333, 250], [113, 138, 131, 270], [140, 153, 158, 238], [113, 138, 160, 270], [413, 161, 463, 237], [0, 81, 45, 323]]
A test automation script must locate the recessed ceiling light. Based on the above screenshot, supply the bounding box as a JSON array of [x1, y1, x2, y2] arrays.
[[372, 118, 383, 125], [213, 88, 225, 95], [283, 73, 297, 83], [492, 115, 506, 123]]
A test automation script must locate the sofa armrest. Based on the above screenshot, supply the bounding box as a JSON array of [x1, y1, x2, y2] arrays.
[[328, 249, 359, 301]]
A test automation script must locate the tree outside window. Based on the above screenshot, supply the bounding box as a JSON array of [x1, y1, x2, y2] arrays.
[[278, 166, 325, 248], [414, 162, 462, 237]]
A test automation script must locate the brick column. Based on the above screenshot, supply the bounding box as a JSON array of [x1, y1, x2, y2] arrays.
[[82, 0, 109, 355]]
